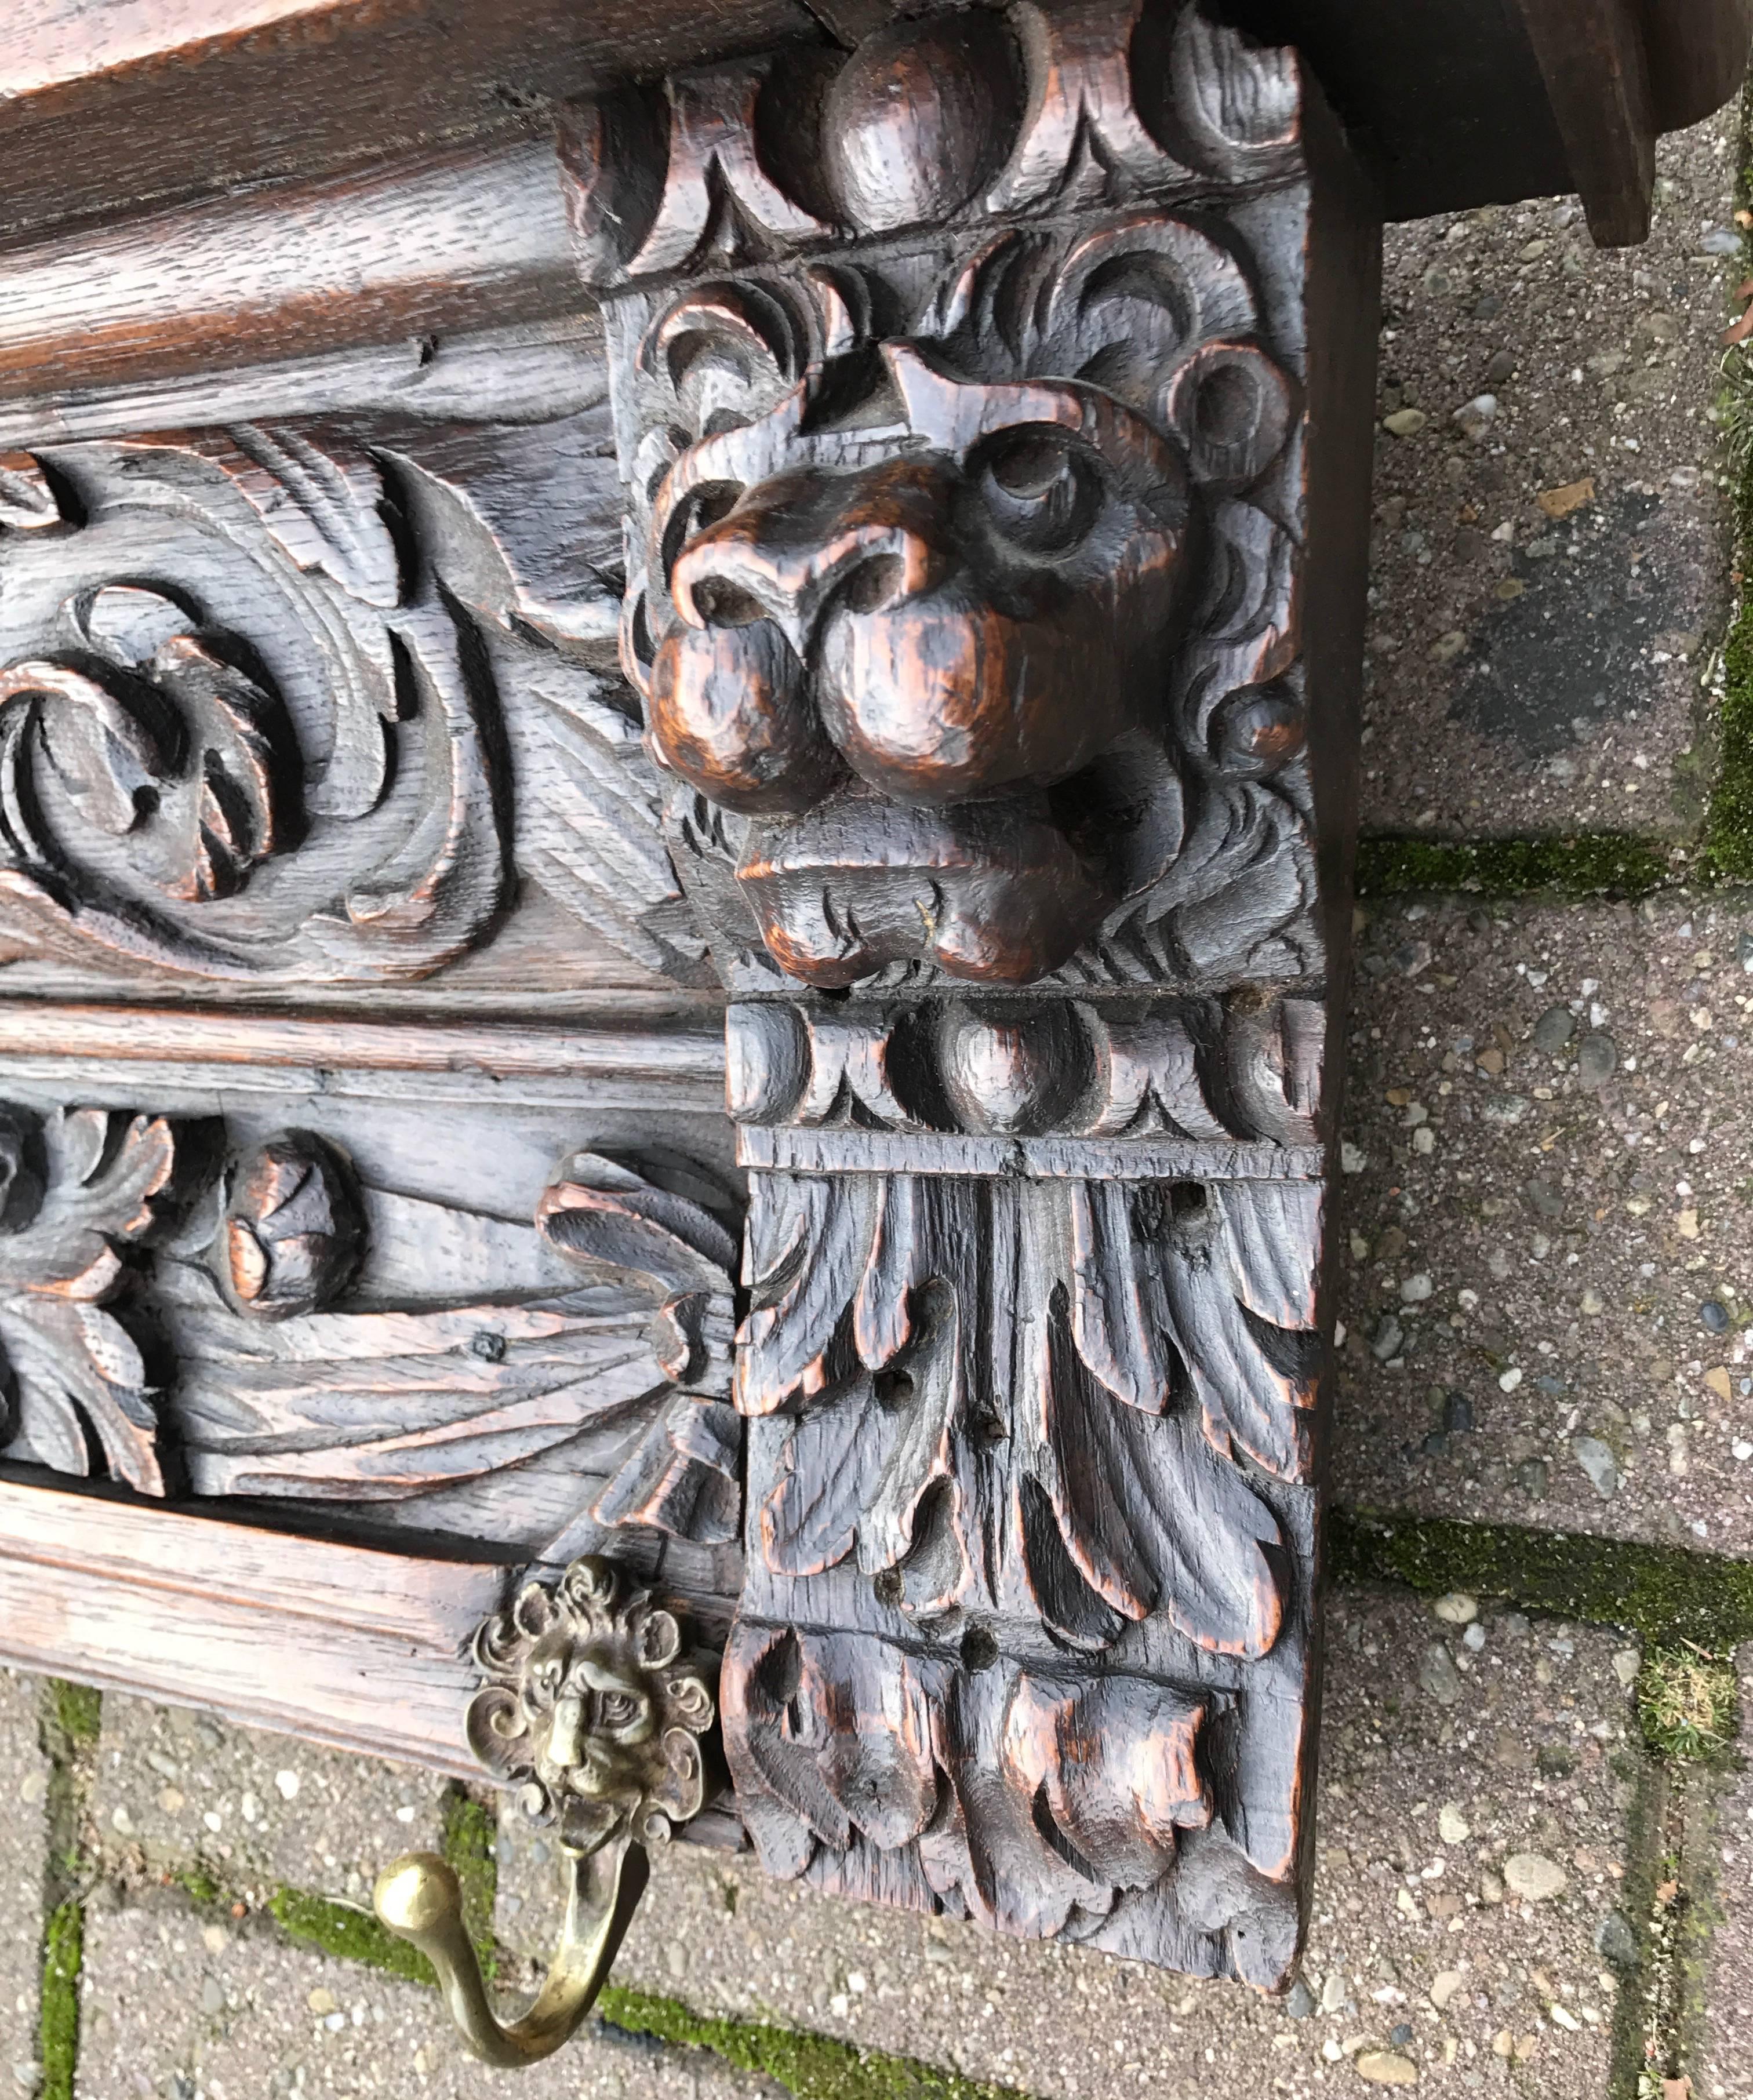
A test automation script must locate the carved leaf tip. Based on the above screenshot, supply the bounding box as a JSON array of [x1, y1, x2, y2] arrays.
[[0, 453, 61, 533]]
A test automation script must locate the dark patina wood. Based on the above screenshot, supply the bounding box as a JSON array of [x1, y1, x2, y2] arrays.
[[0, 0, 1740, 2020], [1, 0, 1741, 249], [549, 0, 1376, 1981]]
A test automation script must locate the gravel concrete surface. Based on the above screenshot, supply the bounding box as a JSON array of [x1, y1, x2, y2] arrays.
[[1698, 1644, 1753, 2100], [1, 1673, 45, 2099], [1335, 890, 1753, 1555], [497, 1590, 1645, 2100], [74, 1890, 785, 2100], [90, 1698, 449, 1911], [1362, 114, 1737, 841]]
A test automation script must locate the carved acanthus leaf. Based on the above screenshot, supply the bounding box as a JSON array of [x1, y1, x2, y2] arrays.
[[723, 1624, 1228, 1941], [738, 1168, 1309, 1658], [0, 431, 512, 984], [195, 425, 404, 609], [518, 667, 705, 973], [0, 1105, 181, 1496], [0, 454, 61, 533]]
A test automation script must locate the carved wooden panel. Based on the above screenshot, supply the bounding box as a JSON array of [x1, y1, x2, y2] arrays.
[[0, 1054, 744, 1625], [0, 0, 1737, 2025], [559, 0, 1379, 1988], [0, 372, 717, 1010]]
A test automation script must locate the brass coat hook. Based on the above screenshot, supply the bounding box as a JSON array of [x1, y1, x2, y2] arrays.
[[375, 1555, 719, 2069]]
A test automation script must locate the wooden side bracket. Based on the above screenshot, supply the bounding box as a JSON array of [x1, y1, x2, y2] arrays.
[[567, 0, 1382, 1989], [1512, 0, 1658, 246]]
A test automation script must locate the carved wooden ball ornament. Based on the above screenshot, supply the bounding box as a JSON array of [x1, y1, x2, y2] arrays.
[[820, 14, 1027, 232], [220, 1133, 365, 1321]]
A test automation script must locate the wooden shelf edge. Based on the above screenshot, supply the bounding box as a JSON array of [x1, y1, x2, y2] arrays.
[[0, 1477, 508, 1777]]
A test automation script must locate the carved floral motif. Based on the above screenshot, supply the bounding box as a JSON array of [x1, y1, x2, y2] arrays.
[[0, 1109, 746, 1556], [0, 1104, 181, 1495], [737, 1169, 1318, 1645], [221, 1134, 365, 1321], [169, 1147, 744, 1553]]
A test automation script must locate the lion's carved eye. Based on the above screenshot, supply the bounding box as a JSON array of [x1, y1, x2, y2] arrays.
[[660, 479, 745, 592], [596, 1690, 645, 1731], [976, 428, 1098, 556]]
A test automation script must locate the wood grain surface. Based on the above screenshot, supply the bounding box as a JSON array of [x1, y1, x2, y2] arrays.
[[568, 0, 1379, 1986], [0, 0, 1739, 267], [1511, 0, 1657, 245], [0, 1004, 726, 1087], [0, 1473, 510, 1773], [0, 0, 1741, 2002], [0, 141, 582, 402], [0, 0, 824, 244]]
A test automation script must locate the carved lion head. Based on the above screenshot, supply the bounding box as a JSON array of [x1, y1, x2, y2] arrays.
[[620, 217, 1301, 987]]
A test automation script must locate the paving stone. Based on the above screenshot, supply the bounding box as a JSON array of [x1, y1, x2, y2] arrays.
[[0, 1670, 46, 2095], [1362, 114, 1737, 841], [92, 1697, 448, 1909], [75, 1888, 781, 2100], [1335, 890, 1753, 1556], [1698, 1643, 1753, 2100], [498, 1589, 1645, 2100]]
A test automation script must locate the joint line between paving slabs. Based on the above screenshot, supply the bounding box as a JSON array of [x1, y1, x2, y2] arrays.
[[35, 1680, 99, 2100]]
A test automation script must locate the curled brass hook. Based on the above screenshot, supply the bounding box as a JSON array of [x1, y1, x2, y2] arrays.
[[375, 1837, 648, 2068], [376, 1555, 719, 2070]]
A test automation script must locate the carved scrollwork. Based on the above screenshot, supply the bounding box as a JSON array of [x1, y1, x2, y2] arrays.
[[0, 430, 510, 982]]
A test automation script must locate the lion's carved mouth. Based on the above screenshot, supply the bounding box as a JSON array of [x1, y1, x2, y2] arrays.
[[734, 784, 1113, 986]]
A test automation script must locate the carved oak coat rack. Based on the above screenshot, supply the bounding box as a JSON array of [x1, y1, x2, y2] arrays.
[[0, 0, 1741, 2054]]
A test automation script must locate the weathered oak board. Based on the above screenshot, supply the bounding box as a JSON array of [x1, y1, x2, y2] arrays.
[[0, 0, 1741, 246], [0, 1475, 508, 1772], [544, 0, 1378, 1985]]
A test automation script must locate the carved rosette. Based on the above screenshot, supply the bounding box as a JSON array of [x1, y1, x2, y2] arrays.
[[569, 0, 1372, 1989]]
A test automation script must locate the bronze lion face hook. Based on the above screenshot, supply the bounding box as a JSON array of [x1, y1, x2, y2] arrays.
[[374, 1555, 719, 2069]]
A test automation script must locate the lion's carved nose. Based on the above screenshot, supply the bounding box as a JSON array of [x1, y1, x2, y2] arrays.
[[669, 459, 952, 657]]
